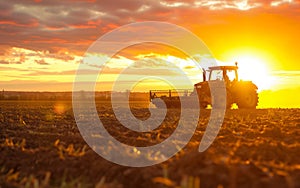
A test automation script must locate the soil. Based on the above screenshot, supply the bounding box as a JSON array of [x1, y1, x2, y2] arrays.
[[0, 101, 299, 188]]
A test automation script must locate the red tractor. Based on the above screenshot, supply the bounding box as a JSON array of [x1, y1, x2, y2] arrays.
[[150, 63, 258, 109]]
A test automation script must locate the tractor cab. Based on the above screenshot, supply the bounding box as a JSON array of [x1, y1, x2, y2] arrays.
[[194, 62, 258, 109], [206, 62, 239, 82]]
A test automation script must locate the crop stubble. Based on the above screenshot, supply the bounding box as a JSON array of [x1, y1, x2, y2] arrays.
[[0, 101, 299, 188]]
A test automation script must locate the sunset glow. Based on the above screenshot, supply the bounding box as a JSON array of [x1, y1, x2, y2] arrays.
[[0, 0, 299, 107], [229, 54, 274, 91]]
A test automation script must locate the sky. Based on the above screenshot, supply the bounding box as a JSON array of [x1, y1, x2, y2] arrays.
[[0, 0, 299, 107]]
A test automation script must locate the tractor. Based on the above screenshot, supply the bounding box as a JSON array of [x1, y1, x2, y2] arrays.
[[150, 62, 258, 109]]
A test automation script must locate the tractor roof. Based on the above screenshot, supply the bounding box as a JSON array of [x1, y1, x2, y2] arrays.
[[208, 66, 238, 70]]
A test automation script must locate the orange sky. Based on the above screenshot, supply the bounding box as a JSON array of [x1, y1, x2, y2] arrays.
[[0, 0, 299, 107]]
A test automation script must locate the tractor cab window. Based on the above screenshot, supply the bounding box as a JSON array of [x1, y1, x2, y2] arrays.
[[226, 69, 237, 81], [209, 70, 223, 81], [209, 69, 238, 81]]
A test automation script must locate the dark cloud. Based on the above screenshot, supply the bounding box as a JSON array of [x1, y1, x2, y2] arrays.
[[0, 60, 10, 64], [35, 59, 49, 65], [0, 59, 22, 64]]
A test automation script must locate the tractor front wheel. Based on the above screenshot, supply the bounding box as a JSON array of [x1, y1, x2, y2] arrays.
[[236, 90, 258, 109]]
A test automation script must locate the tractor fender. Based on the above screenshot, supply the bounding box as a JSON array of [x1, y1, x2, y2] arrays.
[[231, 81, 257, 93]]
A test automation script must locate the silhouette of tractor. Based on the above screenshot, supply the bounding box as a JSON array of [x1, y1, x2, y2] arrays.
[[150, 62, 258, 109]]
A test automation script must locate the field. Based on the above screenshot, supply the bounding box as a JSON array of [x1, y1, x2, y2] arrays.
[[0, 101, 300, 188]]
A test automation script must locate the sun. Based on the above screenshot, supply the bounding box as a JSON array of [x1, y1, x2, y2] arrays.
[[229, 55, 274, 91]]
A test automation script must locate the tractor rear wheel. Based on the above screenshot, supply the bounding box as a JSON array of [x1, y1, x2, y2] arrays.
[[236, 89, 258, 109]]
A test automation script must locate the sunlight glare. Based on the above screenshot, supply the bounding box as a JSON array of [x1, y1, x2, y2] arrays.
[[54, 103, 66, 115], [232, 55, 274, 91]]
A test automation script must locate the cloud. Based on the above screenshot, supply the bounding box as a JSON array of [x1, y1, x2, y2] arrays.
[[184, 65, 195, 69], [35, 59, 49, 65], [0, 66, 29, 71], [132, 57, 174, 68], [193, 0, 262, 10], [0, 0, 298, 55], [0, 60, 9, 64], [0, 47, 78, 65], [270, 0, 293, 6]]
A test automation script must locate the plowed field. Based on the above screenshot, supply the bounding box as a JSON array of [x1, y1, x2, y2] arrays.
[[0, 101, 299, 188]]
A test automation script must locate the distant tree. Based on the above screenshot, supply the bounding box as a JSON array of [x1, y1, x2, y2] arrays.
[[0, 89, 4, 100]]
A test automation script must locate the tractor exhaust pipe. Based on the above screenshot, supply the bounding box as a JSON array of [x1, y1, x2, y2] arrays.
[[202, 68, 206, 81]]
